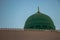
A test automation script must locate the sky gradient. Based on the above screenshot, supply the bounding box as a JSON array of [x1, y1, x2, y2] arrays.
[[0, 0, 60, 30]]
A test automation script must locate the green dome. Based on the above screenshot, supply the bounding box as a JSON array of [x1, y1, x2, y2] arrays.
[[24, 8, 55, 30]]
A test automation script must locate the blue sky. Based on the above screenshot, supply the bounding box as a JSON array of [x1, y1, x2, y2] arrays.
[[0, 0, 60, 30]]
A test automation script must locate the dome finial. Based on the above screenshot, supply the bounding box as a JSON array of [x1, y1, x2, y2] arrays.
[[38, 6, 40, 13]]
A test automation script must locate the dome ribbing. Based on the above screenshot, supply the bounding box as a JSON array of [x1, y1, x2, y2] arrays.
[[24, 8, 55, 30]]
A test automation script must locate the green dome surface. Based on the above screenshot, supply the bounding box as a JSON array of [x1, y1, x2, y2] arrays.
[[24, 10, 55, 30]]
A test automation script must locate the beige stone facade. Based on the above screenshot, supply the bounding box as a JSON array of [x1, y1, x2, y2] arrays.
[[0, 29, 60, 40]]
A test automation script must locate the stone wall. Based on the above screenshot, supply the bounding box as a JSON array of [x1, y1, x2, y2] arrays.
[[0, 29, 60, 40]]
